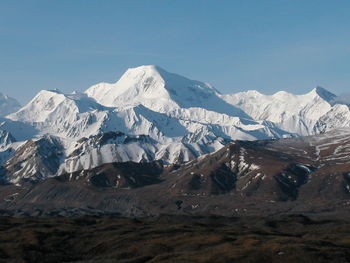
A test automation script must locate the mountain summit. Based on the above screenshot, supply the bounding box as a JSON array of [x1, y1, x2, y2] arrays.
[[85, 65, 248, 117], [85, 65, 218, 108], [312, 86, 337, 102]]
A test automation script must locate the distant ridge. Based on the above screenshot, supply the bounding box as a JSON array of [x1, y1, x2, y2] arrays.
[[0, 92, 21, 117]]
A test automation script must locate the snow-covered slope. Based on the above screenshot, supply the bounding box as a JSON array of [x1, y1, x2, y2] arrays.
[[221, 87, 349, 135], [0, 92, 21, 117], [7, 90, 111, 138], [59, 131, 227, 174], [0, 117, 39, 141], [8, 69, 288, 142], [84, 65, 291, 140], [314, 104, 350, 133], [85, 65, 250, 118]]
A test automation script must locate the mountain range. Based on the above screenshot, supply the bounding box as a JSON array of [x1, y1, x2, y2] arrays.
[[0, 65, 350, 216], [1, 127, 350, 217]]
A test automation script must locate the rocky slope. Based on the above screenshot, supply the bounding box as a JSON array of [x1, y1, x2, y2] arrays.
[[1, 128, 349, 217]]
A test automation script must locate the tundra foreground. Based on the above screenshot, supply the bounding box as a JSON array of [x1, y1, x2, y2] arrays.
[[0, 214, 349, 263]]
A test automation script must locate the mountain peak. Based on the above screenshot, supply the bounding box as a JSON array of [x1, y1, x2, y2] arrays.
[[85, 65, 251, 118], [126, 64, 162, 72], [8, 88, 105, 127], [272, 90, 295, 99], [123, 65, 183, 83], [86, 66, 216, 105], [309, 86, 336, 101]]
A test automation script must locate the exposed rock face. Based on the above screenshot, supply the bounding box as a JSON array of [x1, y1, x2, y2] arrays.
[[0, 130, 16, 148], [1, 128, 350, 217], [2, 136, 64, 183]]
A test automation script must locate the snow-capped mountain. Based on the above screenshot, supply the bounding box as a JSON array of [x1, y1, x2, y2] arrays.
[[314, 104, 350, 132], [59, 131, 227, 174], [6, 90, 277, 142], [221, 87, 343, 135], [1, 65, 350, 183], [7, 90, 109, 138], [0, 92, 21, 117], [85, 65, 248, 117]]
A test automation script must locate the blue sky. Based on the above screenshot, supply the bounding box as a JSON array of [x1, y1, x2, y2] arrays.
[[1, 0, 350, 104]]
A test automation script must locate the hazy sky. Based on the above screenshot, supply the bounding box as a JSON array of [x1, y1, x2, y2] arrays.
[[1, 0, 350, 104]]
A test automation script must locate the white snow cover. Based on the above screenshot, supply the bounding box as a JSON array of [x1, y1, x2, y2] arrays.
[[1, 65, 350, 181], [85, 65, 242, 115], [59, 131, 225, 174], [221, 87, 340, 135], [6, 66, 289, 143]]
